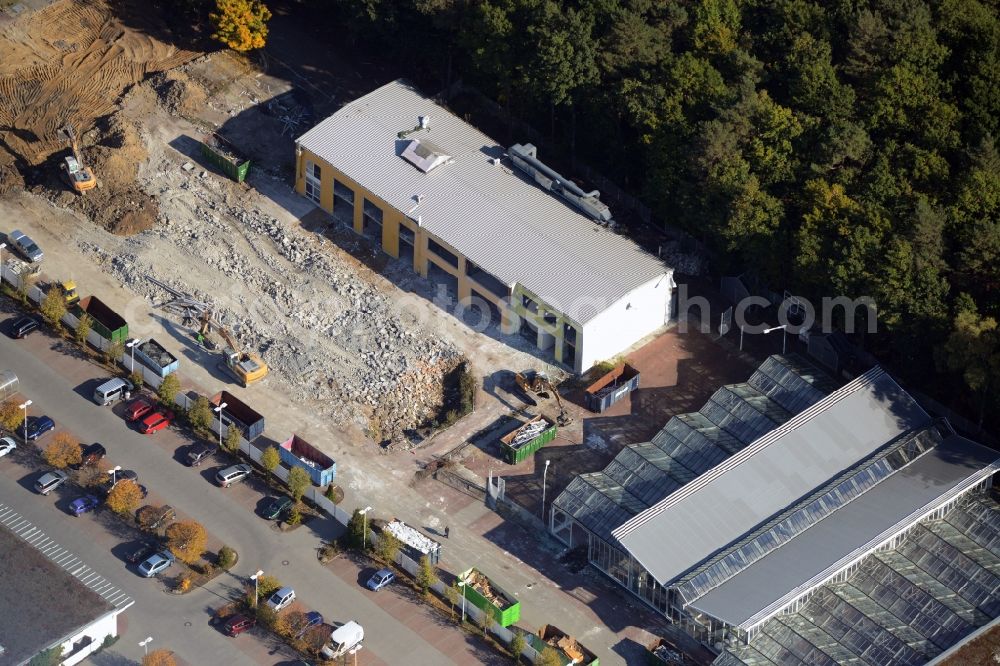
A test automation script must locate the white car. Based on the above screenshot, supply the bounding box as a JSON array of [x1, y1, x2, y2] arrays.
[[216, 464, 252, 488], [138, 550, 174, 578], [266, 586, 296, 612], [0, 437, 16, 458]]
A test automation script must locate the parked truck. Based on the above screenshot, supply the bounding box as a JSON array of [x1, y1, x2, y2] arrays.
[[500, 414, 556, 464], [458, 567, 521, 627], [210, 390, 265, 443], [132, 338, 179, 378], [73, 295, 128, 344], [279, 435, 336, 486], [529, 625, 599, 666]]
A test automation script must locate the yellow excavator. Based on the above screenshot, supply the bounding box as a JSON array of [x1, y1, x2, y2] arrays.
[[515, 370, 573, 426], [198, 311, 268, 387], [58, 124, 97, 194]]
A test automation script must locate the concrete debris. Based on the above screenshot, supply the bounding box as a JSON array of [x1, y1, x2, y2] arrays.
[[181, 162, 194, 171], [510, 420, 547, 448]]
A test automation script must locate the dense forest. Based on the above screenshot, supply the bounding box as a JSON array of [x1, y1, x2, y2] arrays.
[[304, 0, 1000, 428]]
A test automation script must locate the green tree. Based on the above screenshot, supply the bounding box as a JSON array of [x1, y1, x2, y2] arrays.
[[509, 628, 526, 663], [28, 646, 64, 666], [937, 300, 1000, 425], [210, 0, 272, 52], [218, 545, 237, 570], [157, 373, 180, 406], [345, 509, 371, 550], [375, 531, 401, 564], [74, 313, 92, 347], [287, 466, 310, 502], [130, 370, 145, 391], [260, 446, 280, 476], [445, 582, 460, 618], [416, 555, 438, 597], [40, 288, 66, 328], [536, 646, 562, 666], [253, 573, 281, 601], [104, 340, 124, 367], [188, 396, 213, 431], [222, 424, 242, 453]]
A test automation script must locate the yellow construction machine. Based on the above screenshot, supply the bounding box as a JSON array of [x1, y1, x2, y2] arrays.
[[58, 124, 97, 193], [515, 370, 573, 426], [197, 311, 268, 387]]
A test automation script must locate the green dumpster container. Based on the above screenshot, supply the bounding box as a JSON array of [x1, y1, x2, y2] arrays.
[[200, 132, 251, 183], [458, 568, 520, 627], [500, 415, 557, 464]]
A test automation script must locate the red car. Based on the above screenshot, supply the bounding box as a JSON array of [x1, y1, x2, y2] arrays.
[[139, 410, 173, 434], [222, 614, 256, 637], [124, 397, 154, 422]]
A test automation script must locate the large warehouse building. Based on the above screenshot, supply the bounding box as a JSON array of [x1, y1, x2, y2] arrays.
[[551, 355, 1000, 664], [294, 80, 674, 373]]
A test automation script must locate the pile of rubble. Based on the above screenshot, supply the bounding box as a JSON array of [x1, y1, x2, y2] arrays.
[[76, 147, 462, 444]]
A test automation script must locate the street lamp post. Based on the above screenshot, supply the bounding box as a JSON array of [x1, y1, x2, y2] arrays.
[[763, 324, 788, 354], [540, 459, 551, 523], [250, 569, 264, 606], [360, 506, 372, 550], [214, 402, 227, 448], [139, 636, 152, 656], [0, 242, 6, 285], [19, 400, 31, 442], [458, 580, 467, 623], [126, 338, 142, 373], [109, 465, 122, 486]]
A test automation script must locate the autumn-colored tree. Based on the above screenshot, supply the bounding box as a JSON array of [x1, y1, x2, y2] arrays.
[[74, 313, 92, 347], [260, 445, 280, 475], [252, 573, 281, 601], [103, 340, 124, 367], [42, 433, 81, 469], [166, 520, 208, 564], [188, 395, 213, 431], [223, 424, 241, 453], [0, 399, 22, 431], [416, 555, 437, 597], [141, 649, 177, 666], [374, 531, 401, 564], [536, 646, 562, 666], [40, 287, 66, 328], [210, 0, 272, 52], [510, 629, 527, 663], [106, 479, 143, 516]]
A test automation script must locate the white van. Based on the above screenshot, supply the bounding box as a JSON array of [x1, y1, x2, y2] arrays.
[[321, 621, 364, 659], [93, 377, 134, 406]]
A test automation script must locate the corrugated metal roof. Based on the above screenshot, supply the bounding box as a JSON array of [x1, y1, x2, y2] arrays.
[[687, 434, 1000, 628], [296, 80, 670, 323], [612, 368, 932, 586]]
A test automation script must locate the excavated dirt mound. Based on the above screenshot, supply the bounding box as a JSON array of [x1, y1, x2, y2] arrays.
[[152, 70, 207, 117], [0, 0, 199, 231]]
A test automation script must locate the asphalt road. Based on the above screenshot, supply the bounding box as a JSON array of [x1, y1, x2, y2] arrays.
[[0, 324, 457, 665]]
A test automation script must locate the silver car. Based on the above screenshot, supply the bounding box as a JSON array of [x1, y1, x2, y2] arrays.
[[9, 230, 43, 263], [138, 550, 175, 577], [216, 464, 252, 487], [35, 470, 68, 495]]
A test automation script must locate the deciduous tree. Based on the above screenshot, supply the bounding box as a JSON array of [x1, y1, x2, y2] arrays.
[[74, 313, 92, 347], [287, 466, 310, 502], [260, 446, 280, 475], [141, 649, 177, 666], [188, 396, 213, 431], [106, 479, 143, 516], [416, 554, 438, 597], [210, 0, 272, 52], [40, 288, 66, 328], [43, 433, 81, 469], [166, 520, 208, 564], [157, 373, 180, 406]]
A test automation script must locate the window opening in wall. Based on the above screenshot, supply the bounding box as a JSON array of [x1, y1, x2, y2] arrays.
[[304, 161, 321, 204], [362, 199, 383, 243], [332, 179, 355, 225], [427, 237, 458, 268]]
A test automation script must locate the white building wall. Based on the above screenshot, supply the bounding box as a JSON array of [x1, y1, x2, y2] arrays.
[[58, 610, 119, 666], [578, 272, 673, 372]]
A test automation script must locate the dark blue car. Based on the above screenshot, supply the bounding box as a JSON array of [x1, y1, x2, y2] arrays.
[[25, 416, 55, 440], [295, 611, 324, 638], [69, 494, 100, 516]]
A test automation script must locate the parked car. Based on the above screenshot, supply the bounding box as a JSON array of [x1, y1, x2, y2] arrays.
[[9, 229, 43, 262], [295, 611, 324, 639], [216, 464, 252, 488], [186, 444, 214, 467], [138, 550, 174, 577], [366, 568, 395, 592], [93, 377, 134, 406], [0, 437, 16, 458], [80, 442, 107, 466], [108, 469, 139, 488], [139, 410, 173, 434], [222, 614, 256, 637], [124, 396, 154, 422], [69, 494, 100, 516], [266, 586, 296, 612], [24, 415, 55, 440], [34, 470, 68, 495], [262, 496, 293, 520], [10, 316, 39, 339], [125, 540, 159, 565]]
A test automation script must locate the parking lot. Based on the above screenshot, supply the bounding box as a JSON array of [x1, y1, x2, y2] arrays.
[[0, 303, 507, 665]]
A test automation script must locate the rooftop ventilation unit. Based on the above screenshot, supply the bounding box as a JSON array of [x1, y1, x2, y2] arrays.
[[401, 139, 450, 173], [507, 143, 613, 225]]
